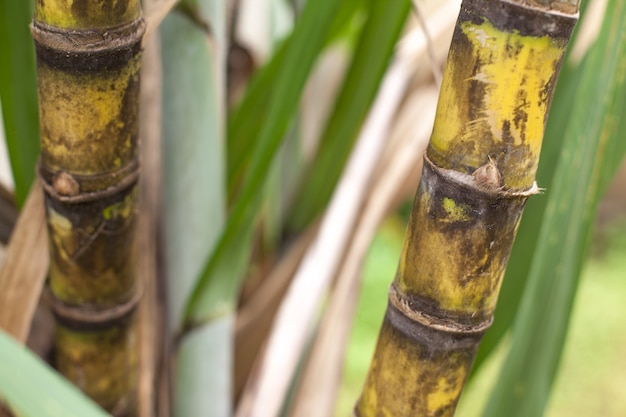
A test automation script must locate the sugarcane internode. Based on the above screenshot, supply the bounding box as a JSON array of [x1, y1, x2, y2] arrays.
[[355, 0, 578, 415], [31, 1, 145, 415]]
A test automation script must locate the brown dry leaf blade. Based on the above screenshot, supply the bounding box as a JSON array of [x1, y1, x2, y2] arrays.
[[0, 180, 49, 344]]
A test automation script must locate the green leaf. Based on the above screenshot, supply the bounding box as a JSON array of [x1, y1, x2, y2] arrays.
[[323, 0, 368, 47], [185, 0, 345, 324], [286, 0, 411, 232], [482, 0, 626, 415], [226, 45, 285, 201], [0, 0, 40, 206], [0, 330, 110, 417], [226, 0, 368, 202]]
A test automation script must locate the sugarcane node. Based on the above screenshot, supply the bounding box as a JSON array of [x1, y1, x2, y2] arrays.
[[425, 154, 540, 198], [472, 156, 503, 191], [356, 304, 481, 417], [30, 17, 146, 73], [385, 298, 484, 351], [427, 0, 576, 191], [52, 171, 80, 196], [389, 285, 493, 335], [45, 284, 142, 331], [463, 0, 578, 39], [39, 160, 140, 204], [397, 157, 536, 327]]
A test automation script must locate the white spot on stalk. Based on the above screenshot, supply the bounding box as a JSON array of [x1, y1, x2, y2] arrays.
[[468, 27, 490, 47]]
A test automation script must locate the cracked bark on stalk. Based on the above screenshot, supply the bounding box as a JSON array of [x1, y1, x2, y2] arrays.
[[31, 1, 145, 415], [355, 0, 578, 415]]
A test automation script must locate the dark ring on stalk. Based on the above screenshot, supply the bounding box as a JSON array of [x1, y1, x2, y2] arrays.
[[461, 0, 578, 39], [30, 17, 146, 73], [45, 284, 142, 331], [423, 154, 541, 198], [38, 160, 140, 204], [386, 294, 485, 350], [389, 285, 493, 335]]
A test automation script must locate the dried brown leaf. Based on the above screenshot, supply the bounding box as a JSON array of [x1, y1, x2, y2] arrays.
[[0, 180, 49, 344]]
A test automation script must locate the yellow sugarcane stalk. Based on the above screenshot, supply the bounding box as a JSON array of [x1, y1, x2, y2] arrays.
[[31, 1, 145, 415], [355, 0, 578, 415]]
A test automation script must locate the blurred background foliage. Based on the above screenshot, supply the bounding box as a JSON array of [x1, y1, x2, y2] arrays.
[[1, 0, 625, 416]]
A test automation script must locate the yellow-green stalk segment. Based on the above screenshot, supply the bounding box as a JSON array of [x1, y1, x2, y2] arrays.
[[31, 1, 145, 415], [355, 0, 577, 416]]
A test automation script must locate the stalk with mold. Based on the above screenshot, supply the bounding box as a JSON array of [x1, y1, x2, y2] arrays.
[[31, 1, 145, 415], [355, 0, 579, 415]]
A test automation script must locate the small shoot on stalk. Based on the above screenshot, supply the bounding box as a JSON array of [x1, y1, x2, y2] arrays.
[[472, 156, 502, 192], [52, 172, 80, 197]]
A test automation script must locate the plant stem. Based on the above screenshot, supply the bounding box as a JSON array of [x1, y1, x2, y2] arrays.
[[355, 0, 578, 415], [31, 1, 145, 414]]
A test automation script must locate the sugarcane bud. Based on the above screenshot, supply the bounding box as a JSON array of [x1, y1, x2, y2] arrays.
[[472, 156, 502, 190], [52, 172, 80, 196]]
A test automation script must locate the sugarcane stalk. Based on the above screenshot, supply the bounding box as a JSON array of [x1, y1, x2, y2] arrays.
[[355, 0, 578, 415], [31, 1, 145, 415]]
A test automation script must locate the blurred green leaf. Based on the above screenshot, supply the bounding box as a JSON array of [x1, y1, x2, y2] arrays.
[[227, 0, 368, 203], [0, 330, 109, 417], [0, 0, 40, 206], [483, 0, 626, 415], [227, 45, 285, 201], [324, 0, 369, 47], [286, 0, 411, 232], [185, 0, 345, 324]]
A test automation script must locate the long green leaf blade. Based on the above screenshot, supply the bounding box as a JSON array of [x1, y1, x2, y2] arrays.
[[286, 0, 411, 232], [0, 330, 109, 417], [185, 0, 345, 324], [0, 0, 40, 206], [482, 1, 626, 415], [226, 0, 368, 202], [227, 46, 284, 199]]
